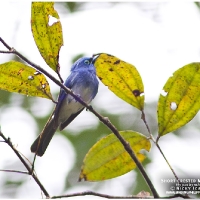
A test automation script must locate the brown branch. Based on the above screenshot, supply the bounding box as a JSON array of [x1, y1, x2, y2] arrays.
[[0, 169, 29, 175], [162, 194, 191, 199], [0, 131, 50, 198], [0, 50, 14, 54], [141, 110, 151, 136], [51, 191, 153, 199], [0, 37, 159, 198], [52, 191, 190, 199]]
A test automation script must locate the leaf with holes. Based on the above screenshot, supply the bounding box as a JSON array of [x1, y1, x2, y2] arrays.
[[157, 62, 200, 137], [94, 53, 144, 111], [31, 2, 63, 72], [79, 131, 151, 181], [0, 61, 52, 99]]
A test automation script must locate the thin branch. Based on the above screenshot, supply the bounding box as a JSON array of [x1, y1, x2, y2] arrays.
[[0, 37, 159, 198], [0, 38, 12, 49], [0, 169, 29, 175], [141, 109, 181, 185], [51, 191, 153, 199], [141, 110, 151, 136], [0, 50, 13, 54], [52, 191, 190, 199], [32, 152, 37, 172], [0, 131, 50, 198], [56, 64, 64, 83], [162, 194, 190, 199], [155, 142, 180, 183]]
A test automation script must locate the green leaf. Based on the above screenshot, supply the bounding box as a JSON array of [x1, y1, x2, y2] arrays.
[[0, 61, 52, 99], [31, 2, 63, 72], [158, 62, 200, 136], [94, 53, 144, 111], [79, 131, 151, 181]]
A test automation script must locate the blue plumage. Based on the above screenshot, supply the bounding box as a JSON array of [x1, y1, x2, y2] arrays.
[[31, 56, 99, 156]]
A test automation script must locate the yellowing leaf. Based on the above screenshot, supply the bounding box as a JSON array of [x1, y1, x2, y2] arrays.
[[31, 2, 63, 72], [79, 131, 151, 181], [158, 62, 200, 137], [94, 53, 144, 111], [0, 61, 52, 99]]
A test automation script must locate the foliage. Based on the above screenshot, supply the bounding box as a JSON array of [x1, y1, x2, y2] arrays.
[[79, 131, 150, 181], [0, 61, 52, 99], [0, 2, 199, 199], [95, 53, 144, 110], [158, 63, 200, 136], [31, 2, 63, 72]]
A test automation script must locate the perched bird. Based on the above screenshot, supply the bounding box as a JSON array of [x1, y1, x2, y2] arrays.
[[31, 56, 99, 156]]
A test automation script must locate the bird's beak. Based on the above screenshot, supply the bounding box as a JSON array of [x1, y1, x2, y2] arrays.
[[91, 54, 100, 64]]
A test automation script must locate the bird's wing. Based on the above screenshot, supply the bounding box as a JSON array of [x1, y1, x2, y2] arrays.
[[59, 107, 84, 131], [53, 71, 78, 120]]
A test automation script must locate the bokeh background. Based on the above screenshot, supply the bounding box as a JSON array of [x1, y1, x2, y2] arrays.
[[0, 2, 200, 198]]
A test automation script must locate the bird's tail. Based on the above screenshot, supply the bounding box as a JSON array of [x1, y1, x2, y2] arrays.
[[31, 118, 58, 157]]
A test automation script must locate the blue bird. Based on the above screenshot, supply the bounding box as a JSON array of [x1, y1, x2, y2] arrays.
[[31, 56, 99, 156]]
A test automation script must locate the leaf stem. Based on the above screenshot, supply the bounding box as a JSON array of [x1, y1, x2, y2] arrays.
[[155, 142, 180, 182], [141, 110, 152, 136], [141, 109, 180, 183]]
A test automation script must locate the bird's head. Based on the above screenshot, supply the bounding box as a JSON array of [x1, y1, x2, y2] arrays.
[[71, 56, 98, 72]]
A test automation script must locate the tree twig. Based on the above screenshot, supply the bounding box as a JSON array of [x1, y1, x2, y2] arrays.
[[52, 191, 190, 199], [51, 190, 153, 199], [0, 169, 29, 175], [141, 110, 181, 184], [162, 194, 190, 199], [155, 142, 180, 183], [0, 131, 50, 198]]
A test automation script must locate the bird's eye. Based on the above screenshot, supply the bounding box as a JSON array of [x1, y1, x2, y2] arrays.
[[84, 60, 90, 65]]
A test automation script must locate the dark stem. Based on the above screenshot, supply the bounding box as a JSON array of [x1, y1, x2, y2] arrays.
[[0, 132, 50, 198], [52, 191, 189, 199], [156, 142, 180, 183], [0, 169, 29, 175], [56, 66, 64, 83], [51, 191, 153, 199], [141, 109, 181, 185], [162, 194, 191, 199], [141, 110, 151, 136]]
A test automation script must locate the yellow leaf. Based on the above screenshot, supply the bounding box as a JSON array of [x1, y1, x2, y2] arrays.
[[0, 61, 52, 99], [31, 2, 63, 72], [79, 131, 151, 181], [94, 53, 144, 111], [158, 62, 200, 136]]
